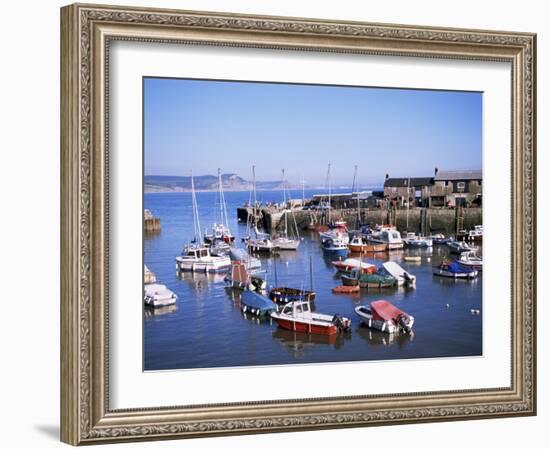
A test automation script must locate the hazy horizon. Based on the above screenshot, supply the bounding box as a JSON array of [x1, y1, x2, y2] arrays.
[[144, 78, 482, 185]]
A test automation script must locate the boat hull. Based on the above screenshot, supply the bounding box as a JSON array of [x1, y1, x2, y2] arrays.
[[348, 243, 386, 253], [272, 317, 338, 335], [432, 267, 478, 278]]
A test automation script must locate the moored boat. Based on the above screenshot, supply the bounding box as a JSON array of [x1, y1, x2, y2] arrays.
[[403, 232, 433, 248], [455, 251, 483, 271], [382, 261, 417, 286], [367, 227, 404, 250], [331, 258, 376, 274], [428, 233, 451, 245], [332, 285, 360, 294], [355, 300, 414, 334], [348, 235, 386, 253], [144, 283, 177, 308], [321, 237, 349, 257], [176, 244, 231, 273], [447, 240, 476, 254], [240, 290, 277, 316], [341, 268, 397, 289], [225, 260, 267, 291], [270, 301, 351, 335], [433, 260, 478, 279]]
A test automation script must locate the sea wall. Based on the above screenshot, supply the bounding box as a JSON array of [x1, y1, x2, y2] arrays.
[[238, 207, 482, 236]]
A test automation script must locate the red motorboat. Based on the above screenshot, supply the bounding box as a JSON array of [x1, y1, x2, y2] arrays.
[[270, 301, 351, 335]]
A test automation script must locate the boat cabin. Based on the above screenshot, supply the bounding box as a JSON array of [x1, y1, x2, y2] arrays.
[[280, 301, 311, 317]]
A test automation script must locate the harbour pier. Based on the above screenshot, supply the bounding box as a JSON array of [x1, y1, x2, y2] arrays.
[[237, 206, 482, 236]]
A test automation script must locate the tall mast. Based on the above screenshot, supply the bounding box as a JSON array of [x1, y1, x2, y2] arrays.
[[190, 171, 202, 243], [282, 168, 288, 237], [252, 165, 257, 232], [301, 174, 305, 205], [353, 165, 361, 226], [328, 163, 332, 224], [218, 168, 229, 228], [406, 176, 410, 232]]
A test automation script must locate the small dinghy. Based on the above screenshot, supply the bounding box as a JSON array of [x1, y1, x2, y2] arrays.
[[404, 256, 421, 262], [332, 285, 360, 294], [355, 300, 414, 334], [269, 287, 316, 304], [270, 301, 351, 335], [240, 290, 277, 316], [144, 283, 177, 308], [382, 261, 417, 286], [332, 258, 376, 274], [433, 260, 478, 279]]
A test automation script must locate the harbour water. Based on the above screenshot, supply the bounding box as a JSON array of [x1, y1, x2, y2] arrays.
[[144, 190, 482, 371]]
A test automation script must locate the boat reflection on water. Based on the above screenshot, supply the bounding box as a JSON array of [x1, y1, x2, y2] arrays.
[[355, 323, 414, 348], [144, 304, 178, 318], [176, 271, 226, 290], [271, 327, 349, 358]]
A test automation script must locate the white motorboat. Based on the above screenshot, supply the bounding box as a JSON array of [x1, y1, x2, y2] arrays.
[[144, 283, 177, 308], [382, 261, 417, 286], [403, 232, 433, 248], [368, 228, 404, 250], [176, 244, 231, 273], [455, 251, 483, 271], [447, 240, 475, 254], [355, 300, 414, 334]]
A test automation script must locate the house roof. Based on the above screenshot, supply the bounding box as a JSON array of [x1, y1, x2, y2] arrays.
[[384, 177, 433, 188], [434, 170, 482, 181]]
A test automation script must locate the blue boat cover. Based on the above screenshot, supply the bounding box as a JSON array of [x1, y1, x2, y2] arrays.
[[241, 290, 277, 312], [446, 261, 475, 274]]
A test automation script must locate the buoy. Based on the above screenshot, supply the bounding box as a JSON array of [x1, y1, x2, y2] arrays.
[[446, 304, 450, 308]]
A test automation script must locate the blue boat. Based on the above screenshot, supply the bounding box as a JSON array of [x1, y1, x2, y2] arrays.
[[432, 260, 478, 279], [321, 237, 349, 257], [240, 290, 278, 316]]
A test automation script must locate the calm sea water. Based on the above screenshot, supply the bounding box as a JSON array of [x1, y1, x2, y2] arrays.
[[144, 190, 482, 371]]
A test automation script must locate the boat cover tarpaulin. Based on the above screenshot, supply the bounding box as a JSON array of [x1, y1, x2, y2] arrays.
[[242, 290, 277, 312], [370, 300, 407, 323], [447, 261, 476, 274], [231, 262, 249, 283]]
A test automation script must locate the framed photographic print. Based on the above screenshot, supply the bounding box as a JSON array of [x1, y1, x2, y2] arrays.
[[60, 3, 537, 445]]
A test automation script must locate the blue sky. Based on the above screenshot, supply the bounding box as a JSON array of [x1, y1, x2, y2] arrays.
[[144, 77, 482, 186]]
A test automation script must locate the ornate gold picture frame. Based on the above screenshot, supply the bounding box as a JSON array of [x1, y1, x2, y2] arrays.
[[60, 3, 536, 445]]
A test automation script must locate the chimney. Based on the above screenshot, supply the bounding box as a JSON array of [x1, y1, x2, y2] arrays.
[[434, 167, 439, 176]]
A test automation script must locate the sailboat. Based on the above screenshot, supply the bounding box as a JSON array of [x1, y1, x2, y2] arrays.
[[272, 169, 300, 251], [320, 164, 349, 256], [175, 172, 231, 273], [245, 166, 277, 253], [204, 168, 235, 255]]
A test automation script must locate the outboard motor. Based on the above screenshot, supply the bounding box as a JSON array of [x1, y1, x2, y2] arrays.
[[332, 314, 350, 333], [397, 314, 412, 334]]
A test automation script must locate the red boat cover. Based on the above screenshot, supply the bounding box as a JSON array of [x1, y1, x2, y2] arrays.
[[231, 262, 249, 283], [371, 300, 407, 323]]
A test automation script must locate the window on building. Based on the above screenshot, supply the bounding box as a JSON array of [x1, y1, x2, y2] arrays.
[[457, 181, 465, 192]]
